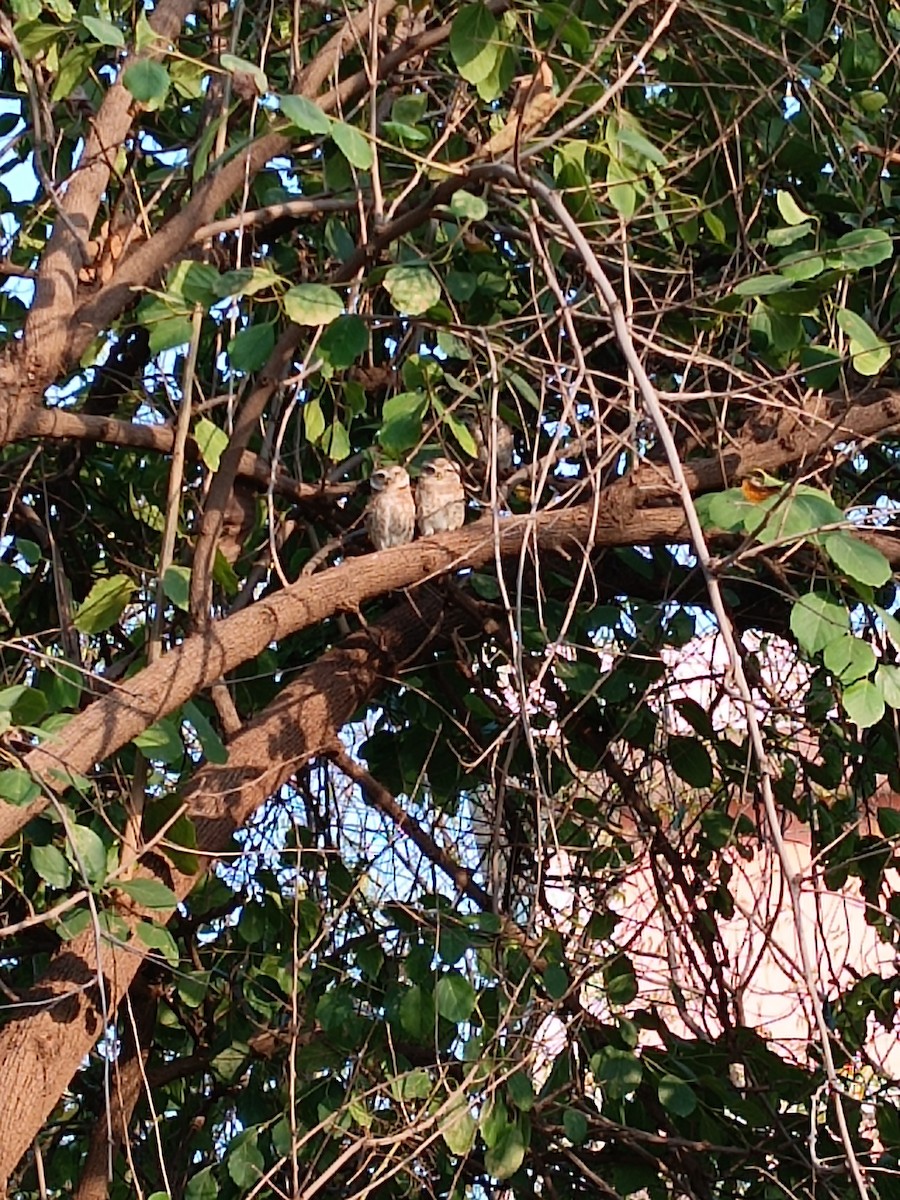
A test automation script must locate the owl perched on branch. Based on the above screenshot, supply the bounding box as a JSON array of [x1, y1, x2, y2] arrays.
[[365, 465, 416, 550], [415, 457, 466, 536], [467, 412, 515, 476]]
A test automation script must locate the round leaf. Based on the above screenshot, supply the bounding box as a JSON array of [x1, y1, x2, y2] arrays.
[[284, 284, 344, 326], [122, 61, 171, 106], [659, 1075, 697, 1116], [383, 265, 441, 315], [820, 531, 892, 587], [790, 591, 849, 654], [435, 972, 476, 1022], [31, 844, 72, 889], [592, 1046, 643, 1099], [842, 678, 885, 729], [319, 314, 368, 368]]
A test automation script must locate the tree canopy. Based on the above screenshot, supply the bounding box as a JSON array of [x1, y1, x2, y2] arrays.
[[1, 0, 900, 1195]]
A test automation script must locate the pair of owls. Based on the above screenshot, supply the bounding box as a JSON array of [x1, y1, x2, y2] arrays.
[[365, 458, 465, 550]]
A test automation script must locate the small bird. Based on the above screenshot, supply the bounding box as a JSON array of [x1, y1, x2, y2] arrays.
[[741, 469, 783, 504], [415, 457, 466, 536], [365, 465, 416, 550], [466, 412, 515, 476]]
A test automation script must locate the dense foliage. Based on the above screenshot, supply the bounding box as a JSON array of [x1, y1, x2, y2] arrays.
[[1, 0, 900, 1195]]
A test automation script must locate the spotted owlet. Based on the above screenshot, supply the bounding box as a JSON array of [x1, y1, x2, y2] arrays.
[[415, 457, 466, 536], [365, 465, 416, 550], [467, 412, 515, 476]]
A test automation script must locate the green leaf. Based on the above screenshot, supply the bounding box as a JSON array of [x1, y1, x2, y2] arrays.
[[542, 964, 568, 1000], [800, 345, 842, 390], [767, 222, 815, 247], [444, 410, 478, 456], [820, 531, 892, 587], [0, 768, 41, 807], [450, 191, 488, 221], [142, 793, 199, 874], [279, 93, 331, 134], [66, 824, 107, 886], [604, 955, 638, 1006], [149, 315, 193, 353], [194, 418, 229, 471], [877, 806, 900, 838], [592, 1046, 643, 1099], [842, 678, 885, 729], [0, 685, 47, 726], [324, 419, 352, 462], [183, 700, 228, 765], [876, 665, 900, 710], [31, 843, 72, 889], [734, 274, 793, 296], [484, 1123, 526, 1180], [703, 208, 726, 244], [135, 919, 180, 966], [776, 190, 813, 225], [122, 60, 171, 107], [383, 265, 441, 315], [440, 1091, 476, 1155], [378, 390, 427, 453], [435, 972, 476, 1022], [835, 228, 893, 269], [659, 1075, 697, 1116], [836, 308, 890, 376], [319, 314, 368, 368], [284, 283, 344, 326], [777, 249, 825, 280], [330, 121, 373, 169], [73, 574, 135, 633], [606, 156, 637, 219], [746, 490, 843, 545], [163, 565, 191, 611], [507, 1073, 535, 1112], [563, 1108, 588, 1145], [823, 634, 876, 684], [668, 735, 713, 788], [117, 878, 178, 910], [399, 984, 432, 1041], [133, 718, 184, 764], [303, 397, 326, 443], [42, 661, 82, 712], [702, 489, 749, 532], [168, 261, 222, 306], [80, 15, 124, 46], [790, 591, 849, 654], [450, 3, 500, 85], [129, 488, 165, 532], [220, 53, 268, 95], [876, 605, 900, 654], [227, 322, 275, 372]]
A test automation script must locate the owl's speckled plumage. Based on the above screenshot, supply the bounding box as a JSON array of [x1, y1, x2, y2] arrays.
[[415, 457, 466, 536], [365, 465, 416, 550], [467, 412, 515, 475]]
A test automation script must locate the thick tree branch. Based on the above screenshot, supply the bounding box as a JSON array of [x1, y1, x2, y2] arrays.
[[0, 592, 449, 1184], [2, 375, 899, 846], [9, 406, 350, 503], [20, 0, 197, 401]]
